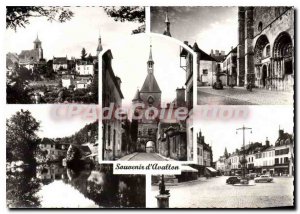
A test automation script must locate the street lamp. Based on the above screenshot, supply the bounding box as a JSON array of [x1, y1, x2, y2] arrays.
[[236, 125, 252, 183]]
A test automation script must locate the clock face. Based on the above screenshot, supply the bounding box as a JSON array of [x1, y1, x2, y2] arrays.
[[148, 96, 154, 104]]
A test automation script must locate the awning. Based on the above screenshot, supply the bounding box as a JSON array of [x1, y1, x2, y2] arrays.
[[206, 167, 217, 173], [181, 165, 198, 172]]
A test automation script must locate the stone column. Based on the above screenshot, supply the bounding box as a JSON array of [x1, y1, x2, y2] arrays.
[[237, 7, 245, 86], [244, 7, 255, 86]]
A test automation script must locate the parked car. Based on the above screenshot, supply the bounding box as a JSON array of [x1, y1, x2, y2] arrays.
[[254, 175, 273, 183], [226, 176, 240, 184]]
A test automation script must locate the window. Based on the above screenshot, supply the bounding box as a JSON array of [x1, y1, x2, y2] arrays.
[[266, 45, 270, 57], [203, 69, 208, 75], [275, 158, 279, 164], [258, 22, 263, 32]]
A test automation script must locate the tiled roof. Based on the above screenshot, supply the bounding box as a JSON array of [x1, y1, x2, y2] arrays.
[[19, 49, 40, 64], [53, 57, 68, 64], [140, 72, 161, 93], [192, 42, 216, 61]]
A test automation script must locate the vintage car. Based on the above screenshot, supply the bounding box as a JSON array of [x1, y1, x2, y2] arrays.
[[254, 175, 273, 183], [226, 176, 241, 184]]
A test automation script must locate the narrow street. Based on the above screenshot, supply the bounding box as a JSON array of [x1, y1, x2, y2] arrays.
[[197, 87, 293, 105], [118, 152, 167, 161], [149, 176, 294, 208]]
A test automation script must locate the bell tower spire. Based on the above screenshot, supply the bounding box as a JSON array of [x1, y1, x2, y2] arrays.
[[96, 29, 103, 55], [147, 39, 154, 74], [163, 8, 171, 37]]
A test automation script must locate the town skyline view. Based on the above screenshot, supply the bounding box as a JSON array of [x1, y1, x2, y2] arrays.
[[5, 7, 141, 59], [195, 106, 294, 161]]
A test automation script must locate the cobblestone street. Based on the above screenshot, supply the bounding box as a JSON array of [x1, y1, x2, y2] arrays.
[[118, 152, 167, 161], [197, 87, 293, 105], [149, 176, 294, 208]]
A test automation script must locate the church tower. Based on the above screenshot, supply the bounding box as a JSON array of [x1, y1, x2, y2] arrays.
[[96, 31, 103, 55], [33, 34, 43, 60], [163, 9, 172, 37], [139, 42, 161, 108]]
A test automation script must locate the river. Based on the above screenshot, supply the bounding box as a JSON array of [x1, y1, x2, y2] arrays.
[[6, 163, 145, 208]]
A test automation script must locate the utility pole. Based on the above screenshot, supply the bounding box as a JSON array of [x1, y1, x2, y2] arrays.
[[236, 125, 252, 180]]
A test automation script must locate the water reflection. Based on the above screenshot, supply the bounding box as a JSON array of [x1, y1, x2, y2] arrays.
[[7, 164, 146, 208]]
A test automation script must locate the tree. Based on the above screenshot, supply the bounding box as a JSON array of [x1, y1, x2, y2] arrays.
[[7, 73, 33, 104], [6, 110, 40, 163], [103, 7, 145, 23], [103, 7, 145, 34], [81, 48, 87, 60], [7, 6, 73, 31], [224, 147, 229, 159]]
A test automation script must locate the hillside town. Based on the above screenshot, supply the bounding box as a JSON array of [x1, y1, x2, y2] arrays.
[[6, 35, 100, 104]]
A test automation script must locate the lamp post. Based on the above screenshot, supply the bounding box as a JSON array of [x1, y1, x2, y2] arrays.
[[236, 125, 252, 181]]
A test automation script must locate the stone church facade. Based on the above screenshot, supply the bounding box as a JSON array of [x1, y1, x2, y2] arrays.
[[237, 7, 294, 91]]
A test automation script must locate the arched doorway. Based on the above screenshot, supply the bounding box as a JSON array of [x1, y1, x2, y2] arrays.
[[262, 65, 267, 87], [254, 35, 270, 88], [273, 32, 293, 90]]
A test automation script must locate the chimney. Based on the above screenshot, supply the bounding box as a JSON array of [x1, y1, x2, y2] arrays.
[[115, 76, 121, 88], [184, 41, 189, 46], [215, 50, 219, 56], [211, 49, 214, 55], [231, 46, 233, 50], [176, 87, 185, 107], [265, 137, 270, 147], [221, 50, 225, 55]]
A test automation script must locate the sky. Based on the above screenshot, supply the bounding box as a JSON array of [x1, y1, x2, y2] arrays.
[[194, 106, 294, 161], [6, 105, 97, 139], [108, 34, 186, 107], [5, 7, 142, 59], [151, 7, 238, 54]]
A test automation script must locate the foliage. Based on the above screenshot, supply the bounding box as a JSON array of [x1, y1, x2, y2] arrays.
[[103, 7, 145, 23], [7, 6, 73, 31], [6, 167, 41, 208], [58, 121, 98, 146], [6, 74, 33, 104], [6, 110, 40, 163]]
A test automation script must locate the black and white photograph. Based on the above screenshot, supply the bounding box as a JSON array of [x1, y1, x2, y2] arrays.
[[102, 34, 194, 161], [6, 105, 146, 208], [149, 106, 294, 208], [151, 7, 294, 105], [6, 6, 145, 104]]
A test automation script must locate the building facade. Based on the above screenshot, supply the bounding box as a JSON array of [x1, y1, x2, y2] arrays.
[[102, 50, 124, 160], [237, 7, 294, 91]]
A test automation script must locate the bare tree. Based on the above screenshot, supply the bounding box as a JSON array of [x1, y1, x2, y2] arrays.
[[6, 6, 74, 31]]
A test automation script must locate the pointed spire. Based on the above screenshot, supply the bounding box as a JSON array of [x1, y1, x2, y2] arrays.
[[34, 33, 41, 43], [165, 9, 170, 23], [96, 31, 103, 55], [163, 8, 171, 37], [148, 40, 153, 62]]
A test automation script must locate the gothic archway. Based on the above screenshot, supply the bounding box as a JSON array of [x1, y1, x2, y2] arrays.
[[254, 35, 270, 65], [273, 32, 293, 76]]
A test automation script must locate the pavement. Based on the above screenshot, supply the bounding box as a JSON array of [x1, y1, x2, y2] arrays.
[[118, 152, 167, 161], [148, 176, 294, 208], [197, 87, 294, 105]]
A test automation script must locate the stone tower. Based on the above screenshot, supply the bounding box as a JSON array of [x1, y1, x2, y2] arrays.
[[139, 44, 162, 108], [33, 34, 43, 60], [163, 9, 172, 37]]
